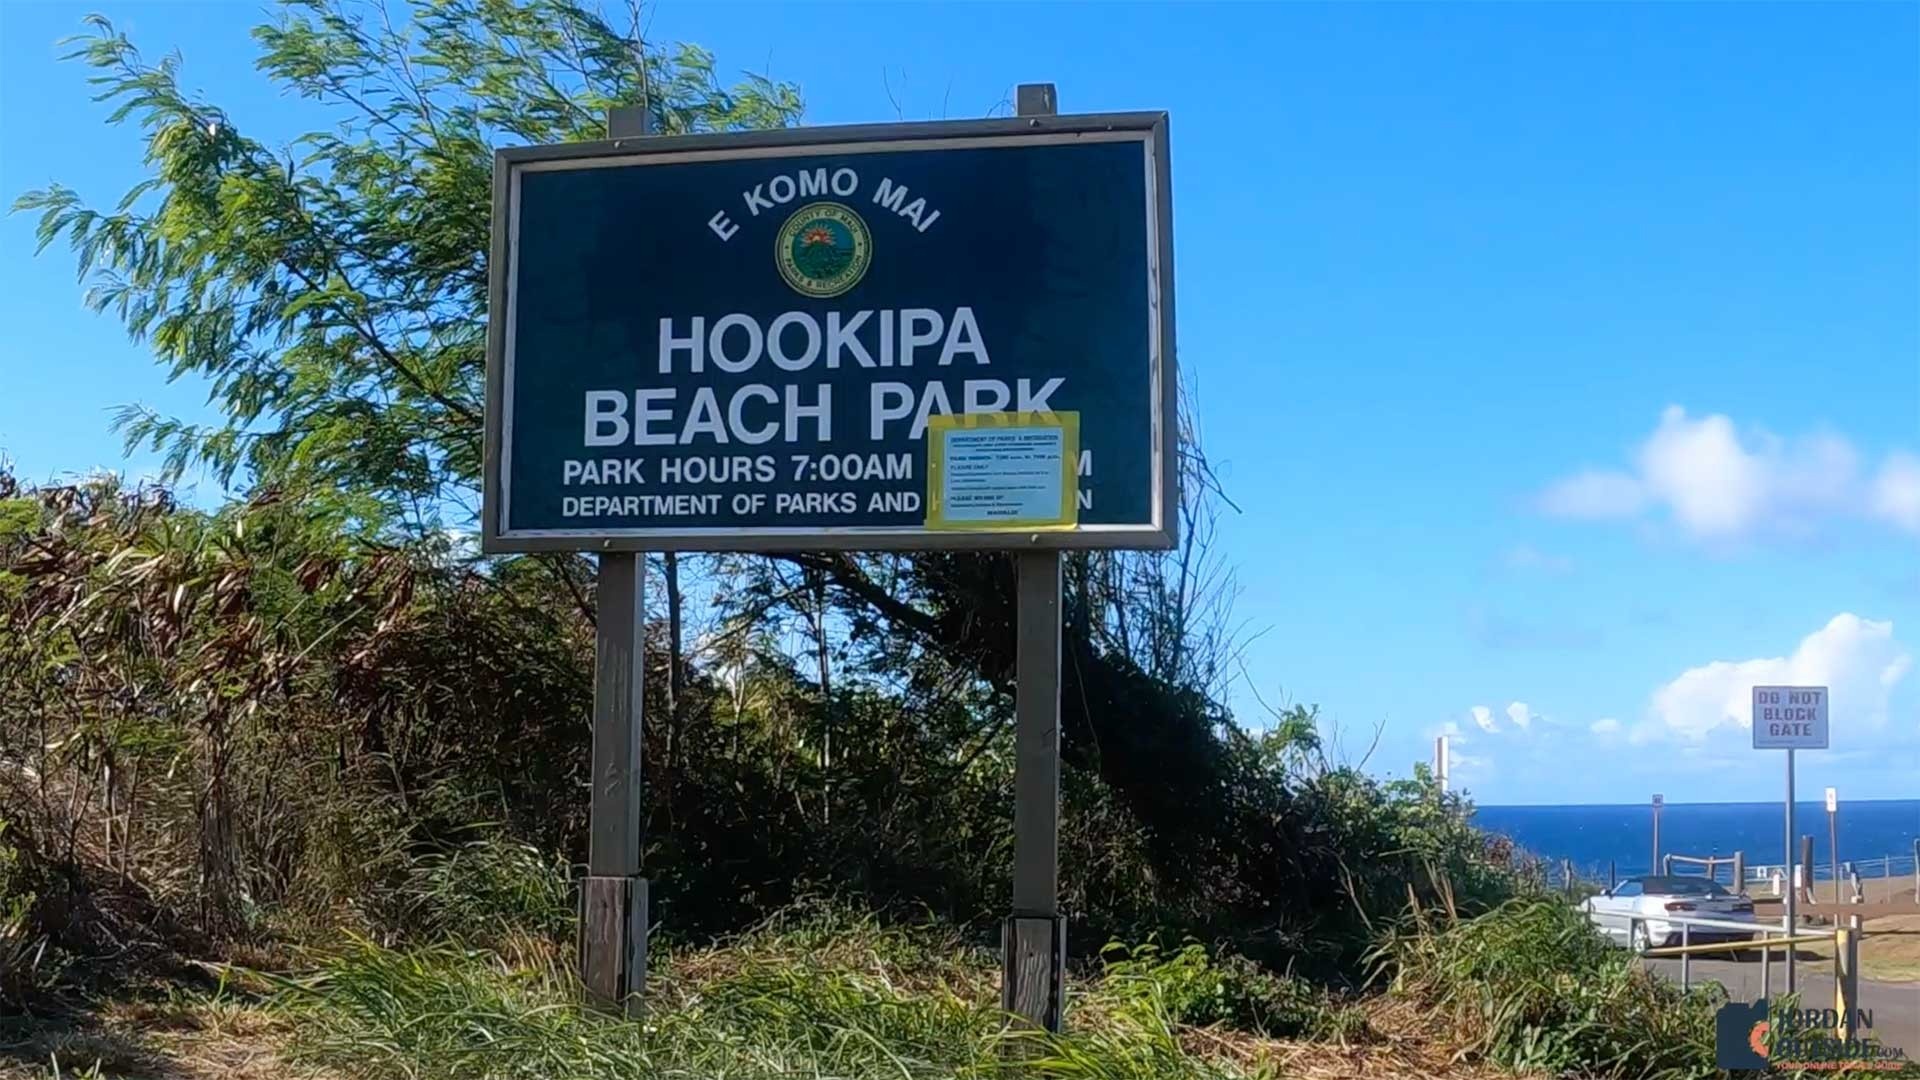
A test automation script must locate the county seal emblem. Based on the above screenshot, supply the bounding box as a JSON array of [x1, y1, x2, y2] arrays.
[[776, 202, 871, 298]]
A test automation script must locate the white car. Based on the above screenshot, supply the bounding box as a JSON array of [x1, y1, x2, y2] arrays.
[[1579, 874, 1758, 952]]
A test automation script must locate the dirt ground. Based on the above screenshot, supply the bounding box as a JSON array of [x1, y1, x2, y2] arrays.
[[1845, 876, 1920, 983], [1750, 874, 1920, 983]]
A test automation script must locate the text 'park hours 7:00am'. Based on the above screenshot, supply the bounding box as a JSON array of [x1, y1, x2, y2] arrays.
[[559, 452, 914, 487]]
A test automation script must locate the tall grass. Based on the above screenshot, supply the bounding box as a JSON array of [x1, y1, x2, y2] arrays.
[[1379, 895, 1720, 1079], [392, 837, 574, 945], [262, 913, 1303, 1080]]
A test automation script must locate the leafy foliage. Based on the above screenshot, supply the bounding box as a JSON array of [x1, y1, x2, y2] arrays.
[[1382, 896, 1722, 1079], [18, 0, 800, 530], [1097, 940, 1366, 1042]]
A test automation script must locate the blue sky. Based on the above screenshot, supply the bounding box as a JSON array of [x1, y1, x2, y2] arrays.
[[2, 1, 1915, 805]]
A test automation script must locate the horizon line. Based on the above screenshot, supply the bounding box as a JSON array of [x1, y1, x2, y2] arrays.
[[1476, 797, 1920, 810]]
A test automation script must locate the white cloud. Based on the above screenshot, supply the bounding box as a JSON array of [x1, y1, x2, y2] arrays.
[[1637, 408, 1771, 536], [1871, 452, 1920, 533], [1501, 544, 1575, 576], [1590, 717, 1621, 736], [1536, 406, 1918, 543], [1537, 469, 1645, 519], [1470, 705, 1498, 733], [1647, 614, 1912, 742], [1505, 701, 1535, 730]]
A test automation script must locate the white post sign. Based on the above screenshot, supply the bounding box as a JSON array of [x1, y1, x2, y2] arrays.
[[1751, 685, 1829, 749], [1826, 786, 1838, 814]]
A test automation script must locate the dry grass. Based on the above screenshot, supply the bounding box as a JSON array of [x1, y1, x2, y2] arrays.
[[0, 998, 339, 1080], [1177, 997, 1540, 1080]]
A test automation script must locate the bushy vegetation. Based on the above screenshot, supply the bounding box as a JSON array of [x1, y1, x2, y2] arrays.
[[1383, 896, 1722, 1079], [0, 468, 1518, 991], [1097, 940, 1369, 1042]]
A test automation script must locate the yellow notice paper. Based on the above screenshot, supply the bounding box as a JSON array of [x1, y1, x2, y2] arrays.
[[925, 411, 1079, 531]]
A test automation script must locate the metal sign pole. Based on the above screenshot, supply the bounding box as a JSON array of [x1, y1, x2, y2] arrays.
[[1827, 790, 1840, 904], [1651, 794, 1661, 876], [1785, 746, 1797, 994], [579, 103, 659, 1017], [1001, 83, 1068, 1036]]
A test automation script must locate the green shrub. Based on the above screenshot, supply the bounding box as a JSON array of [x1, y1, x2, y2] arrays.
[[1381, 896, 1719, 1079], [1095, 940, 1366, 1042]]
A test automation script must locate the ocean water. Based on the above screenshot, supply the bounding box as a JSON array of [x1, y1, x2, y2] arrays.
[[1473, 800, 1920, 883]]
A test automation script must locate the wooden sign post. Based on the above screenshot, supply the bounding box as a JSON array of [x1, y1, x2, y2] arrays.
[[1004, 86, 1067, 1025], [575, 102, 665, 1016], [1001, 83, 1068, 1034]]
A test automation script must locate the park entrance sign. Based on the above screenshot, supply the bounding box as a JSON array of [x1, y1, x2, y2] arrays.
[[481, 90, 1175, 1035], [482, 113, 1176, 553]]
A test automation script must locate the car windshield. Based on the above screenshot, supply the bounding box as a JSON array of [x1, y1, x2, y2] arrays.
[[1636, 876, 1729, 897]]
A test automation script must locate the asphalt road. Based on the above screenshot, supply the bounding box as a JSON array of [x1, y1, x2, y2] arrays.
[[1643, 951, 1920, 1060]]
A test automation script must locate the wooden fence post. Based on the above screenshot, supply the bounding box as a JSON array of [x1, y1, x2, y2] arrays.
[[1835, 916, 1861, 1041]]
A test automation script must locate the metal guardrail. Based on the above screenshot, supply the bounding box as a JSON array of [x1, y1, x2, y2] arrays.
[[1624, 911, 1778, 993], [1543, 852, 1920, 892], [1622, 909, 1864, 1040], [1750, 853, 1919, 885]]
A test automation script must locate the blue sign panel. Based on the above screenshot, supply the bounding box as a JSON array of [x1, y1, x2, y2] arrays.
[[482, 115, 1175, 552]]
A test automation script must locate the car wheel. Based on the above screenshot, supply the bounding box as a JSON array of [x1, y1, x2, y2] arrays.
[[1631, 923, 1654, 954]]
